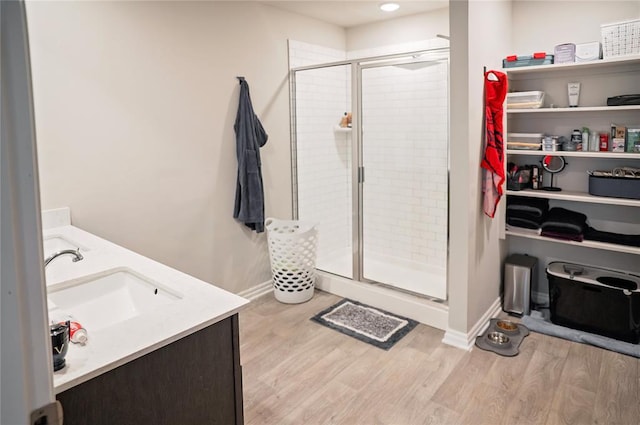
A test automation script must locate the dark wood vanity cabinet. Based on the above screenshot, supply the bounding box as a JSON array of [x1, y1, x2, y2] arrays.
[[57, 314, 244, 425]]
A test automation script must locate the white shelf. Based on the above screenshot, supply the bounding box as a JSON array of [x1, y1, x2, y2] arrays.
[[507, 105, 640, 113], [506, 229, 640, 255], [505, 53, 640, 257], [504, 54, 640, 76], [506, 189, 640, 207], [334, 125, 352, 133], [506, 150, 640, 159]]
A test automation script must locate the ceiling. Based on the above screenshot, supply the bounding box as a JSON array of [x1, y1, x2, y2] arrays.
[[259, 1, 448, 28]]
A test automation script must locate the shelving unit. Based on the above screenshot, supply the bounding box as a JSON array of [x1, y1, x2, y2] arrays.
[[504, 55, 640, 292]]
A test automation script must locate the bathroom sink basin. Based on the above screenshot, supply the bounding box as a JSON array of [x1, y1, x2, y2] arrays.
[[43, 235, 88, 257], [47, 268, 182, 332]]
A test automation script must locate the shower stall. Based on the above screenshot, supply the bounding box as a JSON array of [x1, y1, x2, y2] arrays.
[[290, 48, 449, 301]]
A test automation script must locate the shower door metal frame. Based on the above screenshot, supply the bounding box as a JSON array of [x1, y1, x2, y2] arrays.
[[290, 48, 450, 292]]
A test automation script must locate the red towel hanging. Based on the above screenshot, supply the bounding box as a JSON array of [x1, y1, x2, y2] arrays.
[[481, 70, 508, 218]]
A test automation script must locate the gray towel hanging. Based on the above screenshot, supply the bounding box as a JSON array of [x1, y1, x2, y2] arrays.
[[233, 77, 268, 233]]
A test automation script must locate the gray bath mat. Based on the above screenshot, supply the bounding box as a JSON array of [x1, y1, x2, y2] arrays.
[[311, 299, 417, 350], [522, 310, 640, 358], [475, 318, 529, 356]]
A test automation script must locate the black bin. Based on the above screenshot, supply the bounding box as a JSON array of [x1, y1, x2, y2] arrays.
[[546, 262, 640, 344]]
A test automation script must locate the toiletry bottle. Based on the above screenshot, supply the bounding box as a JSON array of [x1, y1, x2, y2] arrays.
[[590, 132, 599, 151], [340, 112, 348, 128], [581, 128, 589, 151], [599, 133, 609, 151], [68, 321, 88, 345], [570, 129, 582, 151], [51, 314, 88, 345], [568, 82, 580, 107]]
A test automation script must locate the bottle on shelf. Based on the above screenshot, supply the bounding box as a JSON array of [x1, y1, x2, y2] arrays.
[[569, 129, 582, 151], [599, 132, 609, 151], [581, 127, 590, 151], [589, 131, 599, 152]]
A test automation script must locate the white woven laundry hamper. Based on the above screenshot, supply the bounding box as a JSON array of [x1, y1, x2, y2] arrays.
[[265, 217, 318, 304]]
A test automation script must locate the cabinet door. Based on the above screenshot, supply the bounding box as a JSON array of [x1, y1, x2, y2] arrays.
[[57, 315, 243, 425]]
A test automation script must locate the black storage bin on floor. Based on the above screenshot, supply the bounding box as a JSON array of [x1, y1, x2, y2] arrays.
[[546, 262, 640, 344]]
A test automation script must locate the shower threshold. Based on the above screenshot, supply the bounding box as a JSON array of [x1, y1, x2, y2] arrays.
[[317, 253, 447, 300]]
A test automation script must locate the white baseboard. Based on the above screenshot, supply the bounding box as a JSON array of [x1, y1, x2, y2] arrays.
[[237, 280, 273, 301], [441, 329, 471, 350], [315, 271, 449, 330], [442, 297, 501, 351]]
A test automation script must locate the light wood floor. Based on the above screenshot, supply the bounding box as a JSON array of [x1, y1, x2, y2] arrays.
[[239, 290, 640, 425]]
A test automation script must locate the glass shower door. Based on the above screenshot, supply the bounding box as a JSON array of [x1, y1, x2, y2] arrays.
[[360, 57, 449, 299], [292, 64, 354, 279]]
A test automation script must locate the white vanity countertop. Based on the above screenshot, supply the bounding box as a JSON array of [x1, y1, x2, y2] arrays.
[[44, 223, 249, 393]]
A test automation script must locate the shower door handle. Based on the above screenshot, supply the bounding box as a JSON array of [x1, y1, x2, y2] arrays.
[[358, 166, 365, 183]]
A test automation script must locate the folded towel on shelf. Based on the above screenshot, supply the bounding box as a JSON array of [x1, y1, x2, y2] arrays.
[[507, 216, 542, 230], [507, 196, 549, 218], [584, 226, 640, 247], [541, 207, 587, 236], [506, 224, 542, 235], [540, 230, 584, 242], [506, 209, 547, 224]]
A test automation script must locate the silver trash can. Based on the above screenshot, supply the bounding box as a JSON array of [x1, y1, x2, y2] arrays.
[[503, 254, 537, 316]]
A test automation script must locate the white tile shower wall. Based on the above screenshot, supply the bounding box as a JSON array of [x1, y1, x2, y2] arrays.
[[289, 41, 353, 275], [361, 61, 448, 271]]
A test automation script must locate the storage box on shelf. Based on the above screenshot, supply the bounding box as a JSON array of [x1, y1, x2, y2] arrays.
[[502, 53, 554, 68], [589, 174, 639, 200], [506, 132, 542, 150], [506, 91, 545, 109], [575, 42, 602, 63], [503, 55, 640, 296], [601, 19, 640, 59]]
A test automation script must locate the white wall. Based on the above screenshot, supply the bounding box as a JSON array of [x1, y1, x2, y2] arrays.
[[466, 0, 512, 329], [512, 1, 640, 54], [347, 8, 449, 52], [448, 0, 512, 334], [26, 1, 346, 294]]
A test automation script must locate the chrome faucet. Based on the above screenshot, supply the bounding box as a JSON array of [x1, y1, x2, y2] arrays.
[[44, 249, 84, 268]]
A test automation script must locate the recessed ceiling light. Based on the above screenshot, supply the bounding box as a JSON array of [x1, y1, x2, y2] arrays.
[[380, 3, 400, 12]]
